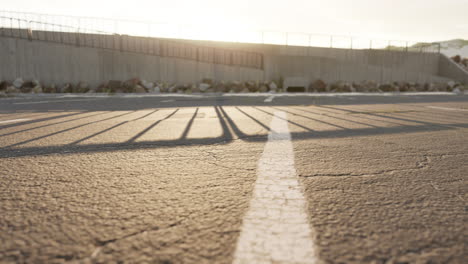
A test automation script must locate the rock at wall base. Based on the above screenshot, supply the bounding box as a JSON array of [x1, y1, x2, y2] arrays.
[[33, 85, 43, 94], [199, 83, 211, 92], [259, 84, 269, 93], [0, 81, 11, 92], [309, 79, 327, 93], [269, 81, 278, 92], [74, 82, 90, 93], [6, 86, 19, 94], [61, 83, 74, 93], [13, 78, 24, 89], [134, 85, 147, 93]]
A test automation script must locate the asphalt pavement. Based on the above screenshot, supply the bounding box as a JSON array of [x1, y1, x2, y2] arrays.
[[0, 93, 467, 263]]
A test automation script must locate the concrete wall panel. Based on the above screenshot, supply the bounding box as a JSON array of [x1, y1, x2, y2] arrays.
[[0, 34, 462, 87], [438, 54, 468, 84]]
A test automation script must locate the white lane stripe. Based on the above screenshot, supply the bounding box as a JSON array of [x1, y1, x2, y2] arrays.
[[13, 99, 101, 105], [233, 111, 318, 264], [0, 118, 30, 124], [426, 106, 468, 112], [264, 95, 275, 103]]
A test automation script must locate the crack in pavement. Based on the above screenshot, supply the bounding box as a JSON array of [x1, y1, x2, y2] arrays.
[[297, 151, 467, 179], [94, 226, 160, 247], [383, 243, 464, 264], [300, 155, 433, 178], [89, 221, 183, 260], [204, 151, 256, 172]]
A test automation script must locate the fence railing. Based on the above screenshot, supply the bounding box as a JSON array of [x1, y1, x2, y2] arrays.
[[0, 10, 441, 53]]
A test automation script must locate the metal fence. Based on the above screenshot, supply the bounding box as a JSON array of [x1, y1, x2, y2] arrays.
[[0, 10, 441, 53]]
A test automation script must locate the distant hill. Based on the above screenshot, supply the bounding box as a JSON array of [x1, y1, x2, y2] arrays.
[[437, 39, 468, 58], [387, 39, 468, 58]]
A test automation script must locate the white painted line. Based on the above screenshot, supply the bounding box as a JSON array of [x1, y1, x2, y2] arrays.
[[426, 106, 468, 112], [222, 92, 458, 97], [0, 118, 30, 124], [161, 100, 175, 103], [264, 95, 276, 103], [233, 111, 318, 264], [13, 99, 101, 105]]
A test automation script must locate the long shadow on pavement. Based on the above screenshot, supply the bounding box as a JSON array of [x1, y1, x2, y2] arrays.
[[5, 111, 137, 148], [1, 105, 466, 158], [0, 112, 86, 130], [1, 94, 468, 112], [0, 111, 106, 137], [70, 110, 160, 145]]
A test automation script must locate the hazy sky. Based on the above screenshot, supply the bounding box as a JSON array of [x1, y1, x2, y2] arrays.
[[2, 0, 468, 42]]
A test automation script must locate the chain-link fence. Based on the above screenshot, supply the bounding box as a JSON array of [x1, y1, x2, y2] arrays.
[[0, 10, 441, 53]]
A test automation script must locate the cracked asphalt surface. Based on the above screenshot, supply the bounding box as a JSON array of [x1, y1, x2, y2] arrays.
[[0, 93, 467, 263]]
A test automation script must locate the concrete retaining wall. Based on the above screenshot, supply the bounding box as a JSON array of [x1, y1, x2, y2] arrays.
[[438, 54, 468, 84], [0, 37, 264, 86], [0, 31, 462, 86]]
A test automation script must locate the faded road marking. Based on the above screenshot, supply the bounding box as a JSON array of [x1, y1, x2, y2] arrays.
[[264, 95, 275, 103], [13, 99, 101, 105], [427, 106, 468, 112], [0, 118, 31, 124], [233, 111, 317, 264]]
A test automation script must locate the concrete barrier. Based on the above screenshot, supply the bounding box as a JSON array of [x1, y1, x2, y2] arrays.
[[438, 54, 468, 84], [0, 30, 463, 87], [0, 36, 264, 86]]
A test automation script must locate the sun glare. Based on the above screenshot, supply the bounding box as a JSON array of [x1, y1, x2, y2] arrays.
[[2, 0, 467, 48]]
